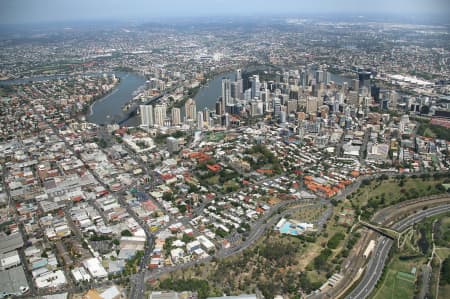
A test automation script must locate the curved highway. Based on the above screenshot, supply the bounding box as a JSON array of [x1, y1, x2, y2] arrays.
[[347, 204, 450, 299]]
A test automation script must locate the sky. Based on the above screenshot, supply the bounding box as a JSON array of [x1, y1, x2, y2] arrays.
[[0, 0, 449, 25]]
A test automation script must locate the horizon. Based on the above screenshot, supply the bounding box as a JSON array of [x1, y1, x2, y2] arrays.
[[0, 0, 449, 26]]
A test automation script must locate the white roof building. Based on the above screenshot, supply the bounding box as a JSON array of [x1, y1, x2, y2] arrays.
[[170, 248, 185, 263], [100, 285, 121, 299], [186, 240, 201, 253], [71, 267, 91, 282], [196, 235, 215, 251], [35, 270, 67, 289], [83, 258, 108, 279], [0, 250, 21, 270]]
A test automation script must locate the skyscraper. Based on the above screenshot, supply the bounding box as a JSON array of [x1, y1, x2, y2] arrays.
[[140, 105, 153, 127], [171, 107, 181, 126], [197, 111, 204, 130], [154, 104, 167, 127], [358, 71, 371, 90], [222, 78, 231, 105], [352, 79, 359, 92], [280, 110, 287, 123], [300, 69, 307, 88], [236, 69, 242, 81], [203, 107, 210, 125], [250, 75, 260, 99], [185, 98, 197, 120], [223, 113, 230, 128], [306, 97, 318, 114], [273, 98, 281, 117], [315, 70, 324, 84], [236, 69, 243, 99], [216, 98, 223, 116], [230, 81, 239, 100]]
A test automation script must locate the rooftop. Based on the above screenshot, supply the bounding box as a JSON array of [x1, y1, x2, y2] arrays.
[[0, 266, 29, 297]]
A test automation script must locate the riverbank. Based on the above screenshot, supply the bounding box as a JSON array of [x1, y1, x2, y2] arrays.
[[87, 72, 146, 125], [88, 86, 120, 117]]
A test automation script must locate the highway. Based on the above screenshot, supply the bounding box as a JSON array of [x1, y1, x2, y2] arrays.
[[347, 204, 450, 299]]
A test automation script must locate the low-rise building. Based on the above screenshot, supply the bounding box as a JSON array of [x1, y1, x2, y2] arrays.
[[0, 250, 21, 270], [83, 258, 108, 279]]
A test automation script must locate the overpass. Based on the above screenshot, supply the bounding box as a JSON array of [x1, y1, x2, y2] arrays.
[[358, 216, 415, 249], [358, 216, 398, 239]]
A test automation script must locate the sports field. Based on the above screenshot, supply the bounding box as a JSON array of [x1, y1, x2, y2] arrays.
[[372, 269, 415, 299]]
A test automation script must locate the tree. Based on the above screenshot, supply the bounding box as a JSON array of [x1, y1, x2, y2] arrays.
[[177, 204, 187, 214], [182, 234, 194, 243], [327, 232, 345, 249], [162, 192, 174, 202], [121, 229, 133, 237], [441, 258, 450, 285], [420, 105, 430, 115]]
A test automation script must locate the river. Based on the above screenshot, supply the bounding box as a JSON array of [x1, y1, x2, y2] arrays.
[[86, 72, 146, 125], [193, 71, 237, 112], [1, 69, 352, 126], [0, 72, 147, 126]]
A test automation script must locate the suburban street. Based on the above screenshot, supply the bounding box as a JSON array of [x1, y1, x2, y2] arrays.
[[145, 199, 332, 281]]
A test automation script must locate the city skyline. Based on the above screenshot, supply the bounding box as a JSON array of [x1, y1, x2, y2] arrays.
[[0, 0, 449, 25], [0, 2, 450, 298]]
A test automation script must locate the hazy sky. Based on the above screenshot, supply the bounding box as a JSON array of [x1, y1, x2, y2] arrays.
[[0, 0, 449, 24]]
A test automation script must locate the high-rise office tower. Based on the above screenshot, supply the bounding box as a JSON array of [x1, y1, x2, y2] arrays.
[[185, 98, 197, 120], [222, 78, 231, 105], [273, 98, 281, 117], [197, 111, 204, 130], [287, 100, 298, 114], [236, 69, 243, 98], [315, 70, 324, 84], [216, 98, 224, 116], [352, 79, 359, 92], [251, 100, 263, 117], [280, 110, 287, 123], [223, 113, 230, 127], [154, 104, 167, 127], [389, 90, 398, 109], [140, 105, 154, 127], [231, 81, 239, 100], [306, 97, 318, 114], [250, 75, 260, 99], [347, 91, 359, 107], [358, 71, 371, 90], [171, 107, 181, 126], [203, 108, 210, 125], [300, 69, 307, 88], [236, 69, 242, 81], [289, 87, 299, 100]]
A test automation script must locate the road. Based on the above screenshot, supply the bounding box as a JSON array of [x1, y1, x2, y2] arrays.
[[308, 194, 450, 299], [145, 200, 332, 281], [41, 112, 154, 299], [347, 204, 450, 299]]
